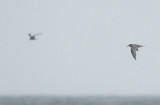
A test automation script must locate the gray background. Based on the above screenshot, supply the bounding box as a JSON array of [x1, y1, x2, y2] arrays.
[[0, 0, 160, 96]]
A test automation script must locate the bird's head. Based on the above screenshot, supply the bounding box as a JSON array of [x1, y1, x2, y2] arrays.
[[127, 44, 132, 47], [28, 33, 32, 37]]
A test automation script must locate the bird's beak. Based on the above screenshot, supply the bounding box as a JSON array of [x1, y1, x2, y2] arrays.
[[127, 45, 129, 47]]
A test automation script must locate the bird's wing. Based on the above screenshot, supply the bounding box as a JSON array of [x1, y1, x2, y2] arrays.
[[33, 33, 42, 36], [137, 44, 143, 48], [131, 47, 136, 60], [132, 44, 143, 48]]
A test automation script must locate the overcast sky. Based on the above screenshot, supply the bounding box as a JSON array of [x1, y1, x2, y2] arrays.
[[0, 0, 160, 96]]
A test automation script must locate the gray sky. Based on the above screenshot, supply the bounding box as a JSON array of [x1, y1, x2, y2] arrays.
[[0, 0, 160, 96]]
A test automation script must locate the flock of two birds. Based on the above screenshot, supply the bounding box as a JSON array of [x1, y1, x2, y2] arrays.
[[28, 33, 143, 61]]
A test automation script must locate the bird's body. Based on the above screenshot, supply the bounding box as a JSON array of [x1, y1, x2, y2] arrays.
[[28, 33, 42, 40], [127, 44, 143, 60]]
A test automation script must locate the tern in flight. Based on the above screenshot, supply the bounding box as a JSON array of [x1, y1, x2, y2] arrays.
[[127, 44, 143, 60], [28, 33, 42, 40]]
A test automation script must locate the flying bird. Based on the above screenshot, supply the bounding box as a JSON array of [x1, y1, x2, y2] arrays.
[[28, 33, 42, 40], [127, 44, 143, 60]]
